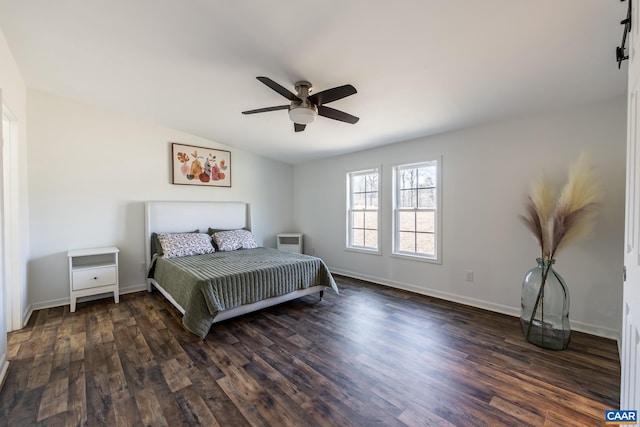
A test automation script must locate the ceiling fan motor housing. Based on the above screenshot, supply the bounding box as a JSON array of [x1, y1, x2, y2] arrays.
[[294, 81, 312, 96]]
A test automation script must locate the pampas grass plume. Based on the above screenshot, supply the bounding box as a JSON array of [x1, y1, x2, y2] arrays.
[[521, 153, 601, 259], [550, 154, 602, 256], [520, 174, 556, 258], [531, 173, 556, 258]]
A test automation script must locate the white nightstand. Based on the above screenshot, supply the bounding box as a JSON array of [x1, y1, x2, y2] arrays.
[[277, 233, 304, 254], [67, 246, 120, 312]]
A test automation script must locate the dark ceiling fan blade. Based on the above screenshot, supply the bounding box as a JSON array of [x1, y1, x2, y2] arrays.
[[242, 105, 289, 115], [318, 105, 359, 124], [294, 123, 306, 132], [256, 76, 300, 102], [308, 84, 357, 106]]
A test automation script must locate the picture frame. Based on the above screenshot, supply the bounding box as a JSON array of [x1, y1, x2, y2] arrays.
[[171, 143, 231, 187]]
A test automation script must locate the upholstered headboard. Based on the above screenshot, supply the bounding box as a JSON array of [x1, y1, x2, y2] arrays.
[[144, 201, 251, 266]]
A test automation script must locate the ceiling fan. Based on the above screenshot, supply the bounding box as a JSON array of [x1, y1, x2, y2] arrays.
[[242, 76, 359, 132]]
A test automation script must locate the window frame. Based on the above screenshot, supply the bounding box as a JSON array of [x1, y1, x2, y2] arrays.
[[346, 167, 381, 255], [392, 159, 442, 264]]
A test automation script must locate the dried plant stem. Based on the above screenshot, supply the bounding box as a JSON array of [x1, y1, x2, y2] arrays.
[[525, 262, 552, 341]]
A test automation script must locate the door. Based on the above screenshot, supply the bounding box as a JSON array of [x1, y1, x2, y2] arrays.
[[623, 0, 640, 412]]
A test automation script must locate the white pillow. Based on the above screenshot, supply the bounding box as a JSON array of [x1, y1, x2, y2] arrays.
[[157, 232, 215, 259], [212, 229, 258, 251]]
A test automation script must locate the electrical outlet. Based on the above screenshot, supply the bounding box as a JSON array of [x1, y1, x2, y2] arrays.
[[465, 270, 474, 282], [140, 262, 147, 273]]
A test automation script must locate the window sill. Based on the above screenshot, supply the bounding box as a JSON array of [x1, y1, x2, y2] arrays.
[[345, 247, 382, 256], [390, 253, 441, 264]]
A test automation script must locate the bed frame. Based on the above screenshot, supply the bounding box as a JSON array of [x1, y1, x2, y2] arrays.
[[144, 201, 324, 325]]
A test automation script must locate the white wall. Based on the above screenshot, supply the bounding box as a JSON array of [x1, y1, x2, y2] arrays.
[[26, 89, 294, 310], [294, 96, 626, 339], [0, 26, 29, 384]]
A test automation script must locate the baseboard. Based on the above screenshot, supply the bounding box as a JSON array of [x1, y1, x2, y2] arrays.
[[570, 319, 620, 342], [330, 267, 519, 316], [119, 283, 148, 295], [23, 306, 32, 327], [29, 283, 148, 312], [30, 296, 68, 312], [0, 354, 9, 390], [330, 267, 620, 341]]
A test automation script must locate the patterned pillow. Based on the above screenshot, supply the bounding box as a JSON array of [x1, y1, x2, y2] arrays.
[[152, 229, 198, 257], [212, 229, 258, 251], [157, 232, 215, 259]]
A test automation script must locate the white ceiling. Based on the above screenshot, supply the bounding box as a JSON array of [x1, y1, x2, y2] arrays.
[[0, 0, 629, 164]]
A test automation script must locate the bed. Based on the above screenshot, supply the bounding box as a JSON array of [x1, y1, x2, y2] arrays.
[[145, 201, 338, 338]]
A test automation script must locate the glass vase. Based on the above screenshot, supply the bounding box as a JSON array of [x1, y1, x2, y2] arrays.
[[520, 258, 571, 350]]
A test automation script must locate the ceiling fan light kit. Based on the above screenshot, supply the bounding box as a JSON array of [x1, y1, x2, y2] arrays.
[[289, 105, 318, 124], [242, 76, 359, 132]]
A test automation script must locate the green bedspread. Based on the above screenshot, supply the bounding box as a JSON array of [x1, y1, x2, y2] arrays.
[[149, 247, 339, 338]]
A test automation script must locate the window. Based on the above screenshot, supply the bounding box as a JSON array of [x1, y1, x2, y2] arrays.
[[346, 168, 380, 252], [393, 160, 440, 262]]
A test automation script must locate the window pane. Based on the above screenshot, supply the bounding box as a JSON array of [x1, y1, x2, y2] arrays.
[[416, 211, 435, 233], [418, 165, 436, 188], [365, 174, 378, 192], [352, 174, 365, 192], [364, 211, 377, 229], [353, 193, 365, 209], [417, 167, 428, 188], [352, 229, 364, 246], [353, 211, 364, 228], [398, 231, 415, 252], [399, 211, 415, 232], [400, 168, 418, 190], [364, 230, 377, 248], [418, 188, 436, 208], [399, 189, 416, 208], [366, 191, 378, 208], [417, 233, 435, 255]]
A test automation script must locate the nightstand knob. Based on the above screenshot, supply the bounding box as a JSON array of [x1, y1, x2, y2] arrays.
[[93, 277, 97, 280]]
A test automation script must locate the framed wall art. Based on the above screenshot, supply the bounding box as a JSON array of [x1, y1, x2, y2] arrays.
[[172, 143, 231, 187]]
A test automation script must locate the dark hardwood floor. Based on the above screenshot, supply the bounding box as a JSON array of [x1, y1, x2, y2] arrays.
[[0, 276, 620, 426]]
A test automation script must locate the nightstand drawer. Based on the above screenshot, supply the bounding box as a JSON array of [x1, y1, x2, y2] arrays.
[[72, 266, 117, 291]]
